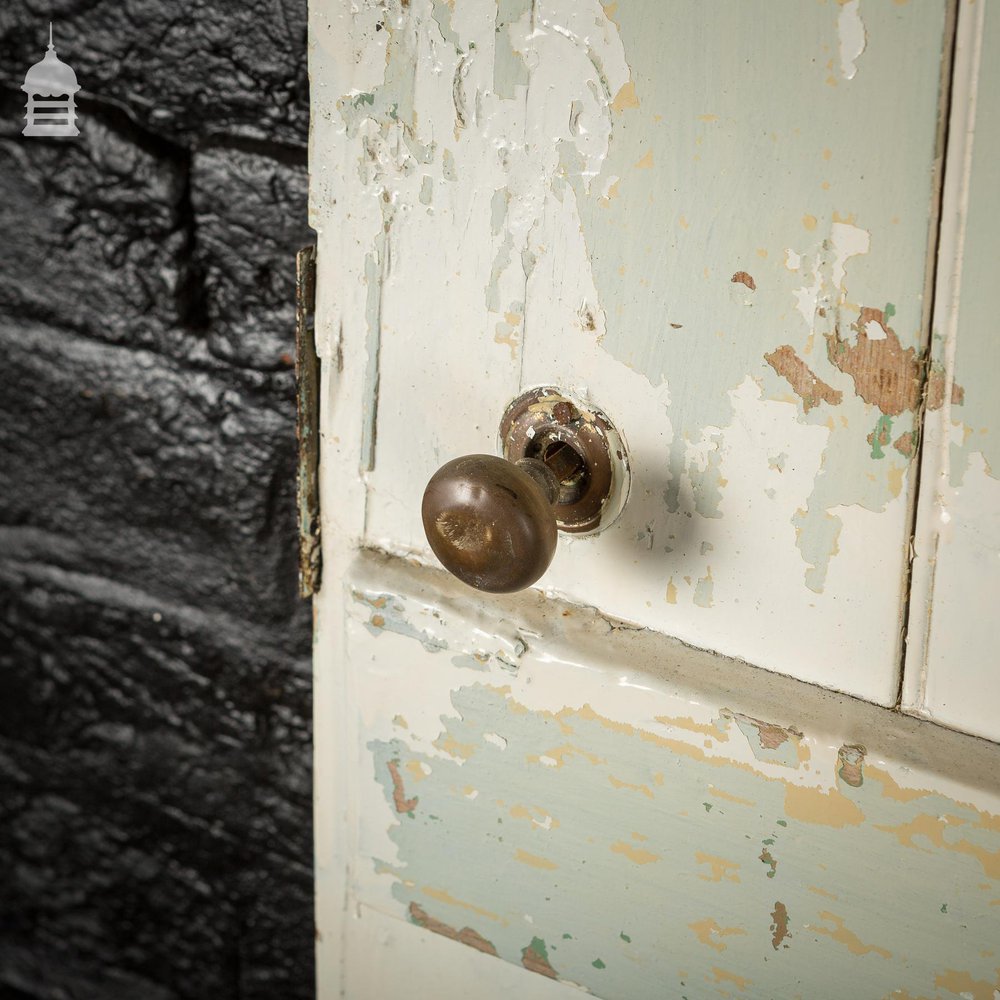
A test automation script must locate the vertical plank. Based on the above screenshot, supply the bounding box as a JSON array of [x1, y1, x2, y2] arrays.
[[904, 0, 1000, 742], [356, 0, 528, 545], [516, 0, 952, 702]]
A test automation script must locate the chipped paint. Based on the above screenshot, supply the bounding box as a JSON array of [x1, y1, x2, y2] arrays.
[[764, 345, 843, 412], [826, 308, 923, 417], [770, 901, 791, 951], [408, 902, 498, 956], [837, 1, 867, 82], [521, 937, 557, 979], [688, 918, 747, 953], [728, 711, 806, 769], [836, 744, 867, 788], [807, 911, 891, 960], [386, 759, 418, 815]]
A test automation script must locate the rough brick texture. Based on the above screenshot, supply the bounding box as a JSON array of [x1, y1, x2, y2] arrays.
[[0, 3, 314, 997]]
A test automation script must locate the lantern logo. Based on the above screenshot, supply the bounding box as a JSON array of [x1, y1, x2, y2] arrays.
[[22, 24, 80, 138]]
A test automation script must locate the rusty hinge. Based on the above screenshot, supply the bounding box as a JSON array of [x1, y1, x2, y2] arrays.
[[296, 245, 321, 597]]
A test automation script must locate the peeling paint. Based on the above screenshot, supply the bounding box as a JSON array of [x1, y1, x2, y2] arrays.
[[352, 590, 449, 653], [807, 911, 891, 960], [689, 917, 747, 953], [409, 901, 498, 956], [770, 901, 791, 951], [521, 937, 557, 979], [387, 759, 418, 815], [765, 345, 843, 412], [837, 1, 867, 82], [836, 744, 866, 788], [728, 711, 806, 769], [759, 847, 778, 879], [826, 308, 923, 417]]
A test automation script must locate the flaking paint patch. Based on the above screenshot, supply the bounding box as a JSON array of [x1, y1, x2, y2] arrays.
[[610, 840, 660, 865], [708, 787, 755, 808], [710, 966, 752, 992], [387, 759, 418, 814], [933, 968, 1000, 1000], [770, 902, 791, 950], [784, 783, 864, 829], [611, 80, 639, 112], [689, 918, 747, 953], [696, 852, 741, 884], [353, 589, 449, 653], [826, 308, 923, 417], [409, 901, 498, 956], [873, 814, 1000, 880], [515, 849, 559, 871], [807, 911, 891, 959], [765, 345, 843, 412], [693, 567, 714, 609], [728, 711, 806, 769], [837, 744, 866, 788], [521, 937, 557, 978], [837, 1, 867, 81], [759, 847, 778, 878]]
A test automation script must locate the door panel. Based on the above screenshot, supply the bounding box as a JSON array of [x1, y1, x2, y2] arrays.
[[333, 551, 1000, 1000], [903, 0, 1000, 742], [325, 0, 953, 704]]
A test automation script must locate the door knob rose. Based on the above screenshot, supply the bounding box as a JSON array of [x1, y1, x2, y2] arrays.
[[420, 387, 631, 593]]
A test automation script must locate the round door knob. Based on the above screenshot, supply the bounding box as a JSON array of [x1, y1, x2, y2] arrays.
[[421, 455, 560, 593], [421, 387, 631, 594]]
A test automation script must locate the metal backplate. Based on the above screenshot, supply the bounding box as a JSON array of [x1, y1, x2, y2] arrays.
[[498, 386, 630, 535]]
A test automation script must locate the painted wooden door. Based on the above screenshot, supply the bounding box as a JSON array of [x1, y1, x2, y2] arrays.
[[309, 1, 1000, 997]]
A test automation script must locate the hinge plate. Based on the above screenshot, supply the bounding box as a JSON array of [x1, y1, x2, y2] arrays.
[[295, 245, 321, 597]]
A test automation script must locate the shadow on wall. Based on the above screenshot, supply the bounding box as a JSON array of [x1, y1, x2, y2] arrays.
[[0, 3, 315, 998]]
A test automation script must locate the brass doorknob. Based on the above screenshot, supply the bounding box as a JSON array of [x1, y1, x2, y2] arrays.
[[420, 387, 632, 594], [422, 455, 561, 593]]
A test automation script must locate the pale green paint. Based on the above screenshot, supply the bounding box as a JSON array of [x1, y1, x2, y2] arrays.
[[693, 567, 713, 609], [369, 682, 1000, 1000], [442, 148, 458, 182], [353, 590, 449, 653], [431, 0, 462, 53], [493, 0, 531, 100], [949, 2, 1000, 485], [561, 1, 947, 589], [490, 189, 508, 237]]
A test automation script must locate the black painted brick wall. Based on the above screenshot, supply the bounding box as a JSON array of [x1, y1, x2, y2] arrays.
[[0, 3, 314, 997]]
